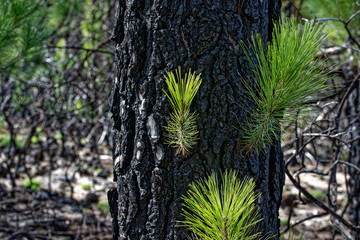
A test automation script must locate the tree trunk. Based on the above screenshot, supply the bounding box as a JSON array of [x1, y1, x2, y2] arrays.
[[109, 1, 284, 239], [344, 69, 360, 239]]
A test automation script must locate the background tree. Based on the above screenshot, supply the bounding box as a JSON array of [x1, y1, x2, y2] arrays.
[[110, 0, 284, 239]]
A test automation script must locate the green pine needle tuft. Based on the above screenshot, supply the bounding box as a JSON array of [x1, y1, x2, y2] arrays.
[[163, 67, 202, 156], [239, 18, 332, 154], [180, 170, 262, 240]]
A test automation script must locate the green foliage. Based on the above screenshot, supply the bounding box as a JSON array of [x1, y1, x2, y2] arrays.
[[81, 0, 104, 55], [54, 133, 63, 140], [0, 115, 4, 131], [80, 183, 91, 191], [80, 138, 87, 145], [48, 0, 81, 30], [180, 170, 262, 240], [0, 133, 25, 148], [0, 134, 11, 147], [307, 189, 326, 201], [30, 135, 41, 144], [95, 168, 104, 175], [35, 127, 42, 133], [24, 178, 41, 191], [0, 0, 113, 157], [280, 228, 304, 240], [75, 99, 82, 110], [0, 0, 48, 71], [239, 18, 331, 153], [163, 67, 202, 156], [96, 202, 110, 214], [280, 219, 288, 227], [300, 0, 360, 43], [30, 127, 43, 144]]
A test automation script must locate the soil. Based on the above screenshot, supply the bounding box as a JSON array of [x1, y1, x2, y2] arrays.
[[280, 165, 350, 240], [0, 149, 115, 240], [0, 151, 350, 239]]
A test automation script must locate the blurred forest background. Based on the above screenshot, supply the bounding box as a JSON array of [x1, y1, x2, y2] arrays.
[[0, 0, 360, 239], [0, 0, 115, 239]]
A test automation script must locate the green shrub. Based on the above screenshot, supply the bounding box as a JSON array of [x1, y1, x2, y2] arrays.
[[96, 202, 110, 214], [0, 134, 25, 148], [81, 183, 91, 191], [30, 135, 41, 144], [24, 178, 41, 191], [54, 133, 63, 140]]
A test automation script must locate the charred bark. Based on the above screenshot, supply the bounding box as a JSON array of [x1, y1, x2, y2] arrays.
[[344, 70, 360, 240], [110, 1, 284, 239]]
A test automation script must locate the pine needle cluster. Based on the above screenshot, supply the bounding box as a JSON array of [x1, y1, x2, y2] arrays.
[[0, 0, 48, 71], [163, 67, 202, 156], [240, 18, 332, 153], [180, 170, 262, 240]]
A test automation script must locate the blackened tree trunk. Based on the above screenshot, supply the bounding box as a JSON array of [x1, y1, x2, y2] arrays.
[[344, 71, 360, 239], [109, 1, 284, 239]]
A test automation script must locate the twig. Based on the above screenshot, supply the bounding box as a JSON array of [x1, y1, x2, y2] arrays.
[[285, 167, 360, 233], [47, 45, 112, 55], [281, 212, 328, 234]]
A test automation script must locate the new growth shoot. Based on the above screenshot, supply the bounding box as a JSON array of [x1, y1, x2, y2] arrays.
[[163, 67, 202, 156], [180, 170, 262, 240], [240, 18, 332, 153]]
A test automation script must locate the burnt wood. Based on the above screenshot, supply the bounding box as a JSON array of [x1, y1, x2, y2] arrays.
[[110, 0, 284, 239]]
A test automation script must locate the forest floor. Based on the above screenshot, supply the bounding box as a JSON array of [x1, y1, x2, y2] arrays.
[[0, 151, 349, 239], [280, 165, 348, 240], [0, 146, 115, 240]]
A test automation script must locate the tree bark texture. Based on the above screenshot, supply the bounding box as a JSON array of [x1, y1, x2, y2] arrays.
[[344, 70, 360, 240], [110, 1, 284, 239]]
